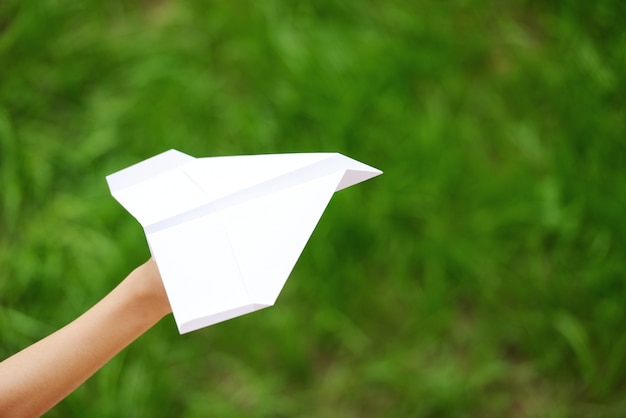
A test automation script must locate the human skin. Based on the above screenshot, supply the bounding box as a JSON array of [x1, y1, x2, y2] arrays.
[[0, 259, 172, 418]]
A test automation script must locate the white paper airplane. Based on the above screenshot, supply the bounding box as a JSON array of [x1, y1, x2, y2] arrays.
[[106, 150, 382, 333]]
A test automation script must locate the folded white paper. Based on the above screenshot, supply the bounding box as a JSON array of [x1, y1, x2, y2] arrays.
[[107, 150, 382, 333]]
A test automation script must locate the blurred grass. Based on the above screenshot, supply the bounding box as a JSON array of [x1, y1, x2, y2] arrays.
[[1, 0, 626, 416]]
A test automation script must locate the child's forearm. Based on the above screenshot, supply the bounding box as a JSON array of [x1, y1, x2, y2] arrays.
[[0, 259, 171, 418]]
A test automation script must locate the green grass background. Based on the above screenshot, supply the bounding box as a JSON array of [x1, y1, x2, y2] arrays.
[[1, 0, 626, 416]]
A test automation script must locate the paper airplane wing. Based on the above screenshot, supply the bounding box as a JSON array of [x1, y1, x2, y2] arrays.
[[106, 150, 209, 228], [107, 150, 382, 333]]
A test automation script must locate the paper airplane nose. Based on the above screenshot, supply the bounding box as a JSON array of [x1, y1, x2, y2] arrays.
[[107, 150, 382, 333]]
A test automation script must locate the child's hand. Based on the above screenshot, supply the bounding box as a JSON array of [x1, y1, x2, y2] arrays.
[[0, 260, 172, 417], [129, 258, 172, 319]]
